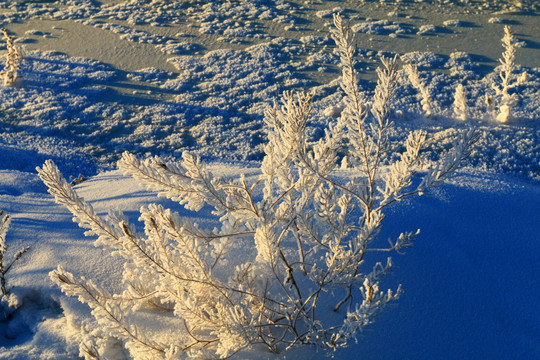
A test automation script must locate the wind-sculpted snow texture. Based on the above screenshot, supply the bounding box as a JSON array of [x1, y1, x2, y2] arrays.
[[0, 0, 538, 181]]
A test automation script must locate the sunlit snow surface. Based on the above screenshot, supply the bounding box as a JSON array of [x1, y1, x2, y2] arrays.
[[0, 0, 539, 359]]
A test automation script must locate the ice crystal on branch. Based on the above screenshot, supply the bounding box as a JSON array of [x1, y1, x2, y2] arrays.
[[38, 14, 477, 359]]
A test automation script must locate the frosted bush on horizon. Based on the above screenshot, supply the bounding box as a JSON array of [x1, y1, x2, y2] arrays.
[[490, 26, 527, 123], [421, 25, 527, 124], [404, 63, 433, 118], [37, 14, 477, 360], [453, 84, 468, 121], [0, 28, 22, 86]]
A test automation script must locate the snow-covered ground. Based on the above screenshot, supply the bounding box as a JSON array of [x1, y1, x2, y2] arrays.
[[0, 0, 538, 359]]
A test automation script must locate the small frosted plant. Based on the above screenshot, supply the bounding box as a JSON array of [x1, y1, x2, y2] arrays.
[[37, 14, 477, 360], [491, 26, 527, 123], [0, 28, 22, 86], [453, 84, 468, 121], [404, 63, 433, 118], [0, 210, 30, 297]]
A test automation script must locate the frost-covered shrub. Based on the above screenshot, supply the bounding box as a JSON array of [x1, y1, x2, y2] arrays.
[[491, 26, 527, 123], [453, 84, 468, 121], [404, 63, 433, 118], [37, 14, 477, 360], [0, 28, 23, 86], [0, 210, 29, 319], [0, 210, 11, 298], [0, 210, 29, 297]]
